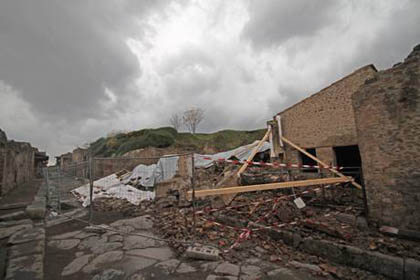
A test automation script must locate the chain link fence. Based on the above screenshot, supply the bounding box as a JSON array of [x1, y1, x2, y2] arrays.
[[42, 153, 194, 224]]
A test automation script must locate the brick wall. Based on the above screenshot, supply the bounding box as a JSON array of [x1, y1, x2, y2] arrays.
[[353, 44, 420, 230], [276, 65, 377, 165]]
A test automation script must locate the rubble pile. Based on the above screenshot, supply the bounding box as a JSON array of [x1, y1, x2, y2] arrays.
[[152, 181, 420, 279], [93, 197, 153, 216]]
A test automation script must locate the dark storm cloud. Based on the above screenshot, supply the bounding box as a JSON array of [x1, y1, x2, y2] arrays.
[[344, 1, 420, 70], [160, 47, 221, 99], [1, 0, 420, 159], [242, 0, 338, 49], [0, 0, 165, 121]]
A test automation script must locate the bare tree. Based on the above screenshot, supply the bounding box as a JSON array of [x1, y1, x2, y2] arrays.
[[182, 107, 204, 134], [169, 113, 182, 131]]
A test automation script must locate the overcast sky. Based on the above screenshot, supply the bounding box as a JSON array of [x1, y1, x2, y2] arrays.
[[1, 0, 419, 158]]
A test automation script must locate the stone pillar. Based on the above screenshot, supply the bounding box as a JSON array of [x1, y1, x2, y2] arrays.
[[352, 44, 420, 230]]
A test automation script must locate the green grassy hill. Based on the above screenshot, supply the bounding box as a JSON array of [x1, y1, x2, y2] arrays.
[[89, 127, 266, 157]]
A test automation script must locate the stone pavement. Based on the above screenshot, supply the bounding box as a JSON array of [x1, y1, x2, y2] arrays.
[[0, 180, 47, 280], [48, 215, 316, 280], [0, 218, 46, 280]]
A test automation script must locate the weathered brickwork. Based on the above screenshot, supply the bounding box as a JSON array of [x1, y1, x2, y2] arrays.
[[276, 65, 377, 165], [353, 44, 420, 230]]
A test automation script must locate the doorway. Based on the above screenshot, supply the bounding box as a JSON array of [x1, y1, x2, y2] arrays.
[[333, 145, 362, 183]]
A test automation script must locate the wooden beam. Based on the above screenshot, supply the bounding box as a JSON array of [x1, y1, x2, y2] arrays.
[[237, 126, 271, 177], [219, 126, 271, 205], [187, 177, 350, 199], [280, 136, 362, 190]]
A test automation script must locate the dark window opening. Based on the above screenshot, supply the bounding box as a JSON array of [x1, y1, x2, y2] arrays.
[[300, 148, 317, 173], [333, 145, 362, 184]]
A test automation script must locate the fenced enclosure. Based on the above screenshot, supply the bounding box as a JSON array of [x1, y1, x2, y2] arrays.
[[42, 153, 194, 223]]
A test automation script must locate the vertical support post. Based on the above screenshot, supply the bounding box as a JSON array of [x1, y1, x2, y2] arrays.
[[89, 156, 94, 224], [45, 167, 50, 206], [57, 165, 61, 213], [191, 152, 196, 244], [268, 123, 275, 159], [276, 115, 283, 147]]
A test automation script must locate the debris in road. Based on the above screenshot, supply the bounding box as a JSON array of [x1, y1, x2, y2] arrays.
[[185, 245, 220, 261]]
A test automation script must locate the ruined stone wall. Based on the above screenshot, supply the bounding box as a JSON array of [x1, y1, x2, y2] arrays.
[[277, 65, 377, 165], [1, 141, 35, 195], [72, 148, 88, 163], [0, 149, 5, 194], [353, 44, 420, 230]]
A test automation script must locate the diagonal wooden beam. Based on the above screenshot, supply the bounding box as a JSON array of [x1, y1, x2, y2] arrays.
[[236, 126, 271, 178], [187, 177, 350, 199], [280, 136, 362, 190]]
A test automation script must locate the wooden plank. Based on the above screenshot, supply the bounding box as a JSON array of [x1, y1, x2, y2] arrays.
[[237, 126, 271, 177], [280, 136, 362, 190], [219, 127, 271, 205], [187, 177, 350, 199]]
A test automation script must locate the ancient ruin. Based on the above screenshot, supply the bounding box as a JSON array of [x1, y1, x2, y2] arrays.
[[353, 45, 420, 231], [1, 38, 419, 280]]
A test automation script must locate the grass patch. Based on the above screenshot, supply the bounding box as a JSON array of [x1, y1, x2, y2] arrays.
[[89, 127, 265, 157]]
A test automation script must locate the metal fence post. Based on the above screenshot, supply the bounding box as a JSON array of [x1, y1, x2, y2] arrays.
[[191, 153, 196, 243], [89, 156, 94, 224], [57, 165, 61, 213], [45, 167, 50, 206]]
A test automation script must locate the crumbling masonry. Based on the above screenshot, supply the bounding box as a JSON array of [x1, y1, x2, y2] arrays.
[[0, 128, 48, 196], [353, 44, 420, 230]]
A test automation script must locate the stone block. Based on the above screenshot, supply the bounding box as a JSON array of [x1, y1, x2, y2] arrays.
[[0, 211, 26, 222], [25, 203, 46, 220], [214, 261, 239, 276], [355, 250, 404, 280], [185, 245, 220, 261], [8, 227, 44, 245], [62, 254, 94, 276], [6, 254, 43, 280], [404, 258, 420, 280], [9, 240, 45, 258], [0, 224, 32, 240]]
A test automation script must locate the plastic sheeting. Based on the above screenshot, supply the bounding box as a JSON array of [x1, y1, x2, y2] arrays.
[[194, 140, 271, 168], [71, 174, 155, 207], [122, 156, 180, 187], [123, 164, 157, 187], [72, 141, 270, 206]]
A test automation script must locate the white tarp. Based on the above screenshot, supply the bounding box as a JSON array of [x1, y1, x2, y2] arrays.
[[71, 174, 155, 207], [194, 140, 271, 168], [122, 156, 180, 187], [123, 164, 157, 187], [72, 141, 270, 206]]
